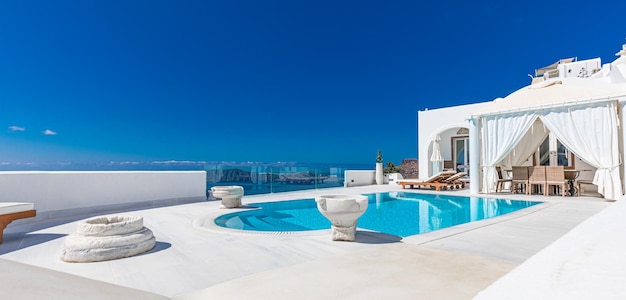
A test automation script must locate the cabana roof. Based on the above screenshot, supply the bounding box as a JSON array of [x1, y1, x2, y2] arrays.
[[471, 78, 626, 118]]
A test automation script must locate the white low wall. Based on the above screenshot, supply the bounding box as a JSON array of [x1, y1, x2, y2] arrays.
[[387, 173, 404, 185], [0, 171, 207, 218], [344, 170, 375, 187], [344, 170, 390, 187]]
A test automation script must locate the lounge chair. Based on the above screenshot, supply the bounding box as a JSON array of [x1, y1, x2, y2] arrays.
[[443, 172, 469, 189], [397, 171, 456, 191], [0, 202, 36, 244]]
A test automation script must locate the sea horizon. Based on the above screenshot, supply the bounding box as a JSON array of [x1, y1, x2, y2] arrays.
[[0, 160, 375, 172]]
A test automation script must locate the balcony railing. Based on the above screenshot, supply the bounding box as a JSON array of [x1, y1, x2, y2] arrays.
[[205, 164, 365, 196]]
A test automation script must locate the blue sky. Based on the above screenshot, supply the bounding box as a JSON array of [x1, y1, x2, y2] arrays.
[[1, 1, 624, 167]]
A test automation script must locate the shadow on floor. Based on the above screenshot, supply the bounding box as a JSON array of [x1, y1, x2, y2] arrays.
[[144, 241, 172, 255], [354, 231, 402, 244], [2, 198, 206, 254], [0, 233, 66, 255]]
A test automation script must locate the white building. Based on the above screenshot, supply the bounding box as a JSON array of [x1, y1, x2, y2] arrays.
[[418, 42, 626, 200]]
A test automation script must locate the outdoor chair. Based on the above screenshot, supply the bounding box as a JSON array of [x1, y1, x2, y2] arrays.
[[577, 180, 596, 196], [511, 166, 529, 194], [546, 166, 567, 196], [496, 166, 512, 192], [528, 166, 547, 195]]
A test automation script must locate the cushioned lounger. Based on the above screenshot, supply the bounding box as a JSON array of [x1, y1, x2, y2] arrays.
[[397, 171, 457, 191], [0, 202, 36, 244], [443, 172, 469, 189]]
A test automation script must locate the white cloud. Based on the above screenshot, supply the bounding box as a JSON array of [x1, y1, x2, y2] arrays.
[[8, 126, 25, 132], [43, 129, 57, 135]]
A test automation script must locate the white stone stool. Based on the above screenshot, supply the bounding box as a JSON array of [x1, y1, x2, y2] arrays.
[[315, 194, 369, 241], [211, 185, 244, 208], [61, 215, 156, 263]]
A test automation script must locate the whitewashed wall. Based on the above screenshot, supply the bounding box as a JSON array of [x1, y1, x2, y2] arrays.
[[0, 171, 207, 217], [344, 170, 389, 187], [417, 102, 491, 179]]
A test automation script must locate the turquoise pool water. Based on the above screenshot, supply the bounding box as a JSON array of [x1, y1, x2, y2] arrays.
[[214, 192, 541, 237]]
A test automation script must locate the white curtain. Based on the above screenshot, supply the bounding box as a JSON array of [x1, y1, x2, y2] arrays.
[[480, 113, 539, 193], [500, 119, 550, 170], [539, 101, 622, 200]]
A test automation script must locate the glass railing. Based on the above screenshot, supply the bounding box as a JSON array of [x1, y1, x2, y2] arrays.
[[205, 164, 367, 196]]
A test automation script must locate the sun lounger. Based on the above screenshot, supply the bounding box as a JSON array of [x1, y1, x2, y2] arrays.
[[0, 202, 36, 244], [397, 171, 457, 191], [443, 172, 469, 189]]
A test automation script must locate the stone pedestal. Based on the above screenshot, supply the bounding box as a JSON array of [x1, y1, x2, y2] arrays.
[[210, 185, 244, 208], [61, 215, 155, 263], [315, 194, 368, 241]]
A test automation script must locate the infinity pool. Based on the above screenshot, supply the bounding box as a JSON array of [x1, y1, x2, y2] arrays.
[[214, 192, 541, 237]]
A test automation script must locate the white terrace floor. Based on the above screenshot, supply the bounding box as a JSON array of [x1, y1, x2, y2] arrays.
[[0, 184, 623, 299]]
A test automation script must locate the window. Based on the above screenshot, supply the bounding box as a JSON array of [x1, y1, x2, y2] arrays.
[[537, 134, 572, 167], [452, 136, 469, 173]]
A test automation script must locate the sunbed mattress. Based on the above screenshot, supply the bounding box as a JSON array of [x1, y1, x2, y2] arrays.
[[0, 202, 35, 215]]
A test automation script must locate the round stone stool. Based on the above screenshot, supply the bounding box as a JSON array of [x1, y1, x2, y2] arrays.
[[211, 185, 244, 208], [61, 215, 156, 263], [315, 194, 368, 241]]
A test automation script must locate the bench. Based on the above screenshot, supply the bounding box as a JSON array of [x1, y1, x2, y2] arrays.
[[0, 202, 36, 244]]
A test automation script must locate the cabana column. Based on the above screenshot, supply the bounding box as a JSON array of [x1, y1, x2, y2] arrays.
[[469, 117, 480, 195]]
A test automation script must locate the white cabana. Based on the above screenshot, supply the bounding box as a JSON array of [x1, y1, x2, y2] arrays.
[[472, 78, 626, 200]]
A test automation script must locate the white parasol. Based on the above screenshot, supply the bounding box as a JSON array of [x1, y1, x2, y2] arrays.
[[430, 135, 443, 174]]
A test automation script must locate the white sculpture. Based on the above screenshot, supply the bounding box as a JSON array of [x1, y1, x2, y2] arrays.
[[211, 185, 244, 208], [61, 215, 156, 263], [315, 194, 369, 241]]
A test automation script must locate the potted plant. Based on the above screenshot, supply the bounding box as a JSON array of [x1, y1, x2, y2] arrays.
[[384, 161, 404, 184]]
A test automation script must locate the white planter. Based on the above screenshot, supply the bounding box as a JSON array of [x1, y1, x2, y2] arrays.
[[211, 185, 244, 208], [375, 163, 384, 185], [315, 194, 368, 241]]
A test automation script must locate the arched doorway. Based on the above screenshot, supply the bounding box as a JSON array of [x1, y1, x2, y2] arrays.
[[428, 127, 470, 176]]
